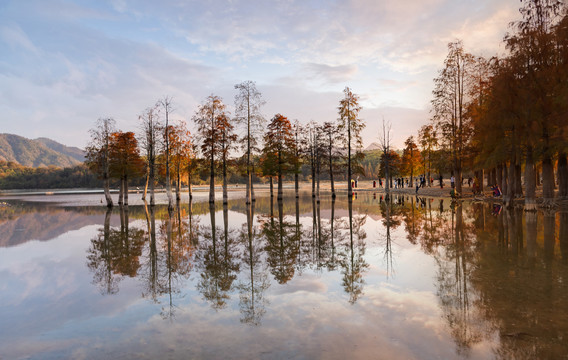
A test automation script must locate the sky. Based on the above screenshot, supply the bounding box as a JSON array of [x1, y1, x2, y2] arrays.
[[0, 0, 520, 150]]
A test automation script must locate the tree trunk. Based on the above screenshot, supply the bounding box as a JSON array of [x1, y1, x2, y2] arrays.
[[277, 171, 283, 201], [188, 173, 192, 201], [118, 176, 124, 206], [456, 169, 463, 195], [311, 152, 316, 198], [515, 164, 523, 198], [143, 166, 149, 201], [505, 160, 515, 207], [124, 174, 128, 206], [209, 149, 215, 204], [347, 108, 352, 200], [251, 164, 256, 202], [149, 155, 155, 206], [525, 146, 537, 211], [295, 173, 299, 199], [269, 176, 274, 198], [502, 163, 508, 198], [223, 149, 228, 204], [558, 152, 568, 199], [496, 164, 503, 189], [542, 155, 555, 202], [176, 164, 181, 201], [330, 146, 335, 197], [316, 152, 320, 203]]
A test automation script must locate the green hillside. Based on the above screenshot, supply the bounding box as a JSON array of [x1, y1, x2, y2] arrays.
[[0, 133, 84, 168]]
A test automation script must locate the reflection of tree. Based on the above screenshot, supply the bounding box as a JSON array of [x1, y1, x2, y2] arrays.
[[339, 200, 368, 304], [140, 203, 162, 301], [158, 205, 194, 319], [435, 203, 485, 356], [87, 207, 145, 295], [195, 204, 239, 310], [237, 204, 269, 325], [468, 205, 568, 359], [138, 203, 194, 318], [262, 200, 298, 284], [379, 195, 396, 278]]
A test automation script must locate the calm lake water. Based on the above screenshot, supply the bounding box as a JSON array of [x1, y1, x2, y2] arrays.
[[1, 192, 567, 359]]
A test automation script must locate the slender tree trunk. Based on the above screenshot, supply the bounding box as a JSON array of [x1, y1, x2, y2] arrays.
[[295, 173, 299, 199], [209, 146, 215, 204], [118, 176, 124, 206], [515, 164, 523, 197], [176, 164, 181, 201], [269, 176, 274, 198], [330, 157, 335, 198], [188, 172, 192, 201], [311, 143, 316, 198], [246, 108, 252, 204], [558, 152, 568, 199], [347, 103, 352, 200], [502, 163, 508, 197], [542, 155, 555, 202], [103, 164, 113, 208], [316, 150, 320, 203], [505, 160, 515, 207], [525, 146, 537, 211], [149, 154, 155, 206], [223, 143, 228, 204], [251, 164, 256, 202], [456, 168, 463, 195], [496, 164, 503, 189], [277, 147, 284, 201], [124, 174, 128, 206], [143, 165, 149, 201]]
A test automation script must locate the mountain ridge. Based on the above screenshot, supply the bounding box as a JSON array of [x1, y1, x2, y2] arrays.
[[0, 133, 85, 168]]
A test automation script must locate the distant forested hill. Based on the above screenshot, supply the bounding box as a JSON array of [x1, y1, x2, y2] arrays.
[[0, 133, 84, 167]]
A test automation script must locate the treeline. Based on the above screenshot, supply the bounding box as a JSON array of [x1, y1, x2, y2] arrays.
[[84, 1, 567, 209], [389, 0, 568, 208], [0, 161, 102, 189], [87, 84, 366, 208]]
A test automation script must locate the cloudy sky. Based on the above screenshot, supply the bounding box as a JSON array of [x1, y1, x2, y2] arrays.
[[0, 0, 520, 149]]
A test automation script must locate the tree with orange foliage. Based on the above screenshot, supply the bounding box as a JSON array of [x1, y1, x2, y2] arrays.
[[167, 122, 192, 202], [108, 131, 145, 206], [263, 114, 294, 200], [401, 136, 421, 187], [86, 117, 116, 207]]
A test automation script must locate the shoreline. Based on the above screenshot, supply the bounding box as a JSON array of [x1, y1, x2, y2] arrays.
[[1, 180, 566, 209]]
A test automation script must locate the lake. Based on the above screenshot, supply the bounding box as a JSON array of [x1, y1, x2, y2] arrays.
[[1, 191, 567, 359]]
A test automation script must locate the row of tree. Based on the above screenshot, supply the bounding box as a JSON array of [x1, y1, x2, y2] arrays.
[[389, 0, 568, 208], [86, 82, 367, 208]]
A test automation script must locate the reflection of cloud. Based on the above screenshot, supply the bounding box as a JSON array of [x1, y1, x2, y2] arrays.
[[272, 273, 328, 295]]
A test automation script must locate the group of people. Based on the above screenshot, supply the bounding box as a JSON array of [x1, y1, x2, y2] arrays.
[[365, 175, 503, 199]]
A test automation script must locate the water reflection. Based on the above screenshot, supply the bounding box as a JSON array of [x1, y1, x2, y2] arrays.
[[237, 203, 269, 325], [86, 207, 145, 295], [1, 193, 568, 359]]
